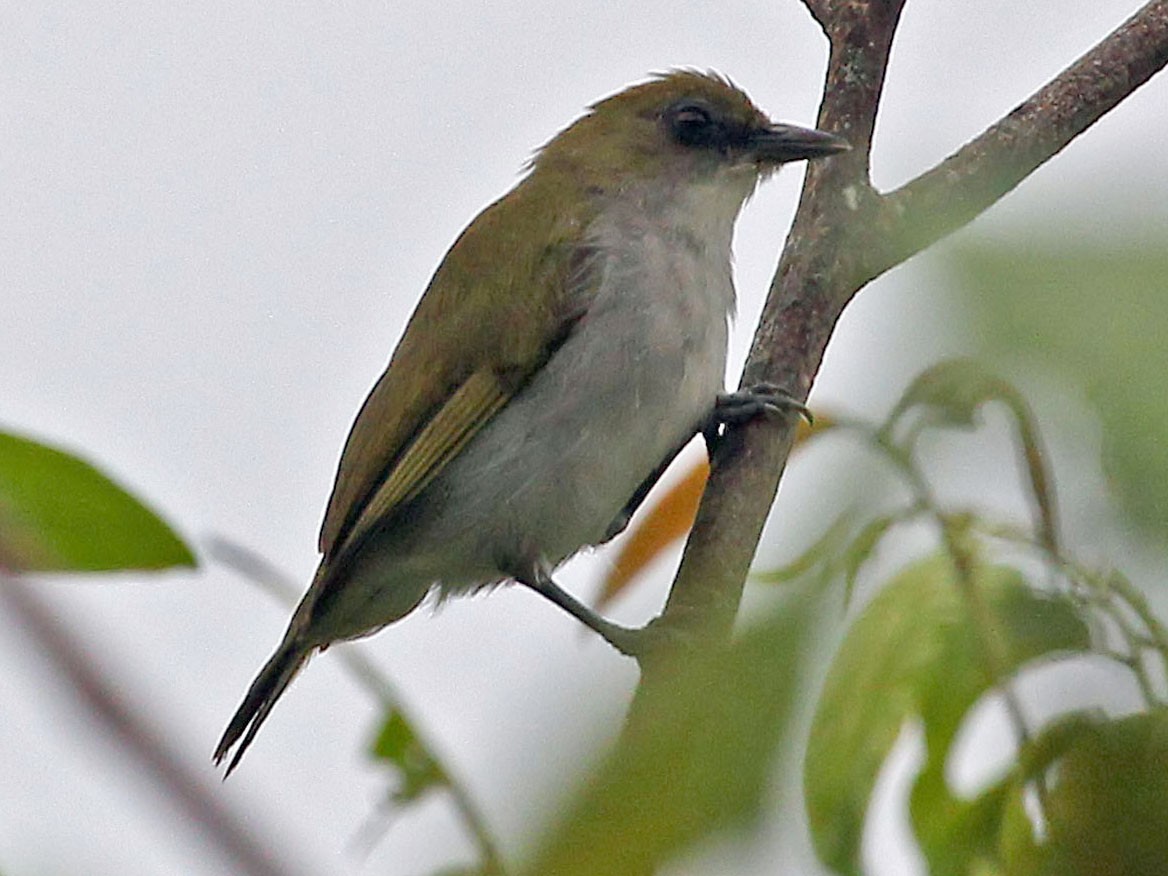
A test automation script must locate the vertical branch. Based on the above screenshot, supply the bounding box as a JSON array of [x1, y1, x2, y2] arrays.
[[0, 574, 304, 876], [650, 1, 907, 652], [636, 0, 1168, 687]]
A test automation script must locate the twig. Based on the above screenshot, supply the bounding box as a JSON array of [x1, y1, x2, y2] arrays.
[[641, 0, 1168, 674], [0, 572, 305, 876], [873, 1, 1168, 279]]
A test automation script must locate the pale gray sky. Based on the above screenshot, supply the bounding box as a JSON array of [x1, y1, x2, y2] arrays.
[[2, 2, 1165, 875]]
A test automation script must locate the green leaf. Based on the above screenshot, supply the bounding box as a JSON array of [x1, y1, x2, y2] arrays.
[[521, 588, 819, 876], [909, 567, 1092, 876], [888, 359, 1017, 435], [1002, 709, 1168, 876], [841, 512, 901, 606], [0, 430, 195, 572], [884, 359, 1059, 553], [752, 511, 855, 585], [370, 709, 449, 804], [804, 554, 1090, 875], [953, 240, 1168, 537]]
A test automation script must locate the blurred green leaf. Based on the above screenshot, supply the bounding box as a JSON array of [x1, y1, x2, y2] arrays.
[[884, 359, 1059, 553], [0, 429, 195, 572], [841, 512, 901, 605], [370, 709, 448, 804], [888, 358, 1016, 436], [952, 240, 1168, 537], [909, 565, 1090, 876], [1001, 709, 1168, 876], [805, 554, 1090, 875], [521, 588, 818, 876], [369, 705, 501, 871], [752, 511, 855, 585]]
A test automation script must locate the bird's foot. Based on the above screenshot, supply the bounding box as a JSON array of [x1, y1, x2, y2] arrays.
[[520, 571, 697, 662], [713, 382, 811, 427], [703, 383, 811, 457]]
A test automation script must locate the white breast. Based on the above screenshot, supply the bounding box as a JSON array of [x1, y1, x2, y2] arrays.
[[363, 173, 750, 596]]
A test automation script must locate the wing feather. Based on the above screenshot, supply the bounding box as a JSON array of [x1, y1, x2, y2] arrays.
[[317, 173, 596, 560], [339, 369, 511, 554]]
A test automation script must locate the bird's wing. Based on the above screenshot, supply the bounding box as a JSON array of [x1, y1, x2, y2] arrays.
[[318, 180, 594, 560], [339, 368, 511, 555]]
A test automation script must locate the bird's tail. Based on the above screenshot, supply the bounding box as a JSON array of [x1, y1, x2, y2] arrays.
[[214, 637, 311, 777]]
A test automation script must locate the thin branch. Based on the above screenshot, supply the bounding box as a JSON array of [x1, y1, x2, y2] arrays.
[[635, 0, 1168, 688], [0, 573, 305, 876], [936, 517, 1035, 745], [871, 0, 1168, 280], [648, 1, 907, 650]]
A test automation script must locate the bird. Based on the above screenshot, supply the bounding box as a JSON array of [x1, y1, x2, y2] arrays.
[[215, 70, 848, 774]]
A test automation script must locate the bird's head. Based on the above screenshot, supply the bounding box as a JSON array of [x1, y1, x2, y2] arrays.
[[532, 70, 849, 199]]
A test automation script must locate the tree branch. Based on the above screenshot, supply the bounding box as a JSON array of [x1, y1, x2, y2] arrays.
[[0, 573, 306, 876], [872, 0, 1168, 279], [636, 0, 1168, 686]]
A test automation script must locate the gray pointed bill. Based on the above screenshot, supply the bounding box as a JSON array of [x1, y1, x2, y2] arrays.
[[750, 123, 850, 163]]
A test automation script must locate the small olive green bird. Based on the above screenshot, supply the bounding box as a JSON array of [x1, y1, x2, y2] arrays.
[[215, 70, 847, 774]]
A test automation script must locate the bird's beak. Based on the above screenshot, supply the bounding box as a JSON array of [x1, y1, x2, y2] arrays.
[[749, 123, 850, 164]]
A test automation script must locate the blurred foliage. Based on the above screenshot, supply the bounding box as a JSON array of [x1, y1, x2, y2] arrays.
[[369, 710, 507, 875], [370, 709, 449, 805], [0, 429, 194, 572], [953, 238, 1168, 539], [520, 583, 819, 876], [757, 357, 1168, 876], [805, 555, 1090, 876], [1001, 709, 1168, 876]]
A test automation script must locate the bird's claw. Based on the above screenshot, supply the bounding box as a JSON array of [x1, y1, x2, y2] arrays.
[[713, 382, 812, 427]]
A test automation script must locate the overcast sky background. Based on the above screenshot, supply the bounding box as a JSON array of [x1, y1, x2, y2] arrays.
[[2, 2, 1166, 875]]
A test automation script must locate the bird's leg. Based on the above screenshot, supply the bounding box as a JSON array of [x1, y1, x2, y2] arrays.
[[520, 567, 646, 658], [704, 382, 811, 455], [526, 386, 811, 657], [602, 436, 692, 542]]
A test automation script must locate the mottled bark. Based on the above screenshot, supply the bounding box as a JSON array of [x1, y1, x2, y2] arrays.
[[636, 0, 1168, 688]]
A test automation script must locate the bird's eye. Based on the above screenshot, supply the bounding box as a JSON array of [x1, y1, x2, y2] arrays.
[[668, 101, 720, 147], [674, 103, 712, 128]]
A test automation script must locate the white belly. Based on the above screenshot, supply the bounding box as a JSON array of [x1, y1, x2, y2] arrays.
[[428, 218, 733, 578], [323, 199, 740, 638]]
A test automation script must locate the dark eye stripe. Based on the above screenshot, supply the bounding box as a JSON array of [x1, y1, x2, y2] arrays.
[[667, 100, 746, 151]]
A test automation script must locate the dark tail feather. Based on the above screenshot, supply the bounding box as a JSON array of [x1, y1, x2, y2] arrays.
[[214, 639, 310, 777]]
